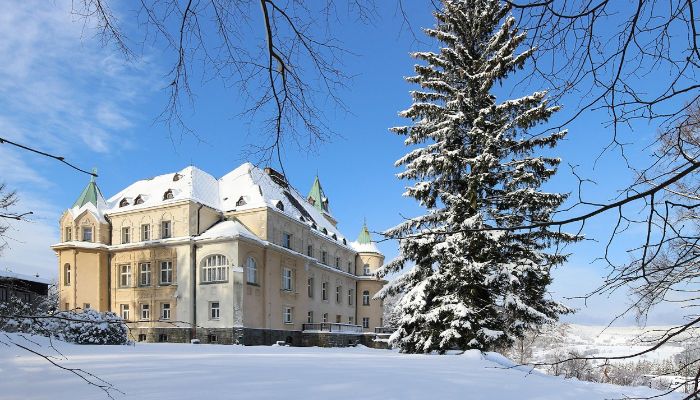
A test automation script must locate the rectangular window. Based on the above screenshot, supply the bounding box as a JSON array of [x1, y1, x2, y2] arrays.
[[0, 288, 7, 302], [282, 232, 292, 249], [161, 303, 171, 320], [120, 265, 132, 287], [335, 257, 340, 268], [208, 334, 218, 343], [363, 264, 370, 275], [348, 289, 354, 306], [158, 334, 168, 343], [120, 304, 130, 320], [20, 292, 30, 303], [307, 245, 313, 257], [307, 311, 313, 323], [336, 286, 341, 303], [210, 302, 220, 320], [138, 334, 147, 342], [82, 227, 93, 242], [283, 307, 293, 324], [362, 317, 369, 329], [349, 316, 354, 325], [335, 315, 341, 323], [64, 226, 72, 241], [323, 313, 328, 323], [139, 263, 151, 287], [347, 261, 352, 273], [64, 302, 69, 311], [322, 282, 328, 301], [201, 255, 228, 283], [321, 251, 327, 264], [307, 277, 314, 298], [161, 220, 171, 239], [64, 264, 71, 286], [83, 303, 91, 309], [140, 304, 150, 320], [282, 268, 293, 291], [160, 261, 173, 285], [141, 224, 151, 241], [121, 227, 130, 244]]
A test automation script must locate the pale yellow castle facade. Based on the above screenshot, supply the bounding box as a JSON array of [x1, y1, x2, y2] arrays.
[[52, 163, 387, 345]]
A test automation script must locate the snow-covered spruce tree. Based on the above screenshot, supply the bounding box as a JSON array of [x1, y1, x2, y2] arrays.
[[377, 0, 580, 354]]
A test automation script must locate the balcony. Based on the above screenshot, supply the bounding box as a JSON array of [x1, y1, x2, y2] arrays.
[[374, 327, 397, 334], [302, 323, 363, 334]]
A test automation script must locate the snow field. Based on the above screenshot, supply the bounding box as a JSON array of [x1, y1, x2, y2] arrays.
[[0, 333, 680, 400]]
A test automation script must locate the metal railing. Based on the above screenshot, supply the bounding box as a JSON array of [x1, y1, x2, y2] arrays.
[[302, 323, 363, 333], [374, 327, 397, 334]]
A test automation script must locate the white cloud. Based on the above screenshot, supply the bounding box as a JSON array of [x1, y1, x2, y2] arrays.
[[0, 1, 159, 280]]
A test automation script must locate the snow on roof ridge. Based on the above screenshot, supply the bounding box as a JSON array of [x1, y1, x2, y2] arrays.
[[0, 269, 52, 285]]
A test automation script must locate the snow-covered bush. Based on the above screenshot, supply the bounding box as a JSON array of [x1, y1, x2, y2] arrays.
[[0, 298, 128, 345]]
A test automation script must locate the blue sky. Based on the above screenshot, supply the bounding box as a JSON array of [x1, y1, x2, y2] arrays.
[[0, 1, 686, 325]]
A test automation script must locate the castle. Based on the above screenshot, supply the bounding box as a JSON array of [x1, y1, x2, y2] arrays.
[[52, 163, 386, 345]]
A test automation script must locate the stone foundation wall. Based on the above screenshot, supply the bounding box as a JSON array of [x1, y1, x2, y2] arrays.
[[128, 326, 391, 349]]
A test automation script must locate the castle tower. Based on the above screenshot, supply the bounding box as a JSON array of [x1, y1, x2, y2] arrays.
[[52, 173, 110, 312], [352, 222, 386, 332], [307, 176, 338, 227]]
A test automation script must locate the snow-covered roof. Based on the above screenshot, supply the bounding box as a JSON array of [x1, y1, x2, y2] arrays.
[[106, 166, 220, 212], [197, 220, 262, 243], [68, 162, 362, 252], [350, 241, 381, 254], [0, 270, 51, 285], [219, 163, 350, 247]]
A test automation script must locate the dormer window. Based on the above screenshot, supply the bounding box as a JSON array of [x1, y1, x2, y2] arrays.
[[321, 227, 328, 235], [307, 197, 316, 206], [236, 196, 247, 207], [163, 190, 174, 200], [173, 173, 181, 182], [331, 233, 337, 240], [119, 198, 129, 208], [311, 223, 317, 230], [342, 238, 347, 245], [299, 216, 306, 222], [275, 201, 284, 211]]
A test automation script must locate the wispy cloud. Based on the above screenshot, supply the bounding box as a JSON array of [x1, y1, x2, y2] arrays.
[[0, 1, 159, 279]]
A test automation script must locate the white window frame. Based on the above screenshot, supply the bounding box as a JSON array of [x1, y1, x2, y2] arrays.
[[335, 257, 340, 268], [141, 224, 151, 241], [201, 255, 228, 283], [161, 303, 171, 320], [121, 227, 130, 244], [160, 261, 173, 285], [120, 265, 132, 287], [283, 306, 293, 324], [362, 317, 369, 329], [307, 311, 313, 323], [161, 220, 171, 239], [307, 277, 314, 298], [140, 304, 150, 321], [246, 257, 257, 284], [120, 304, 130, 320], [363, 264, 370, 275], [282, 232, 292, 249], [336, 285, 341, 303], [363, 290, 370, 306], [321, 251, 327, 264], [348, 289, 354, 306], [210, 301, 220, 320], [282, 268, 293, 291], [139, 262, 151, 287], [323, 313, 328, 323], [307, 245, 313, 257], [64, 264, 71, 286], [322, 282, 328, 301], [65, 226, 72, 241], [349, 316, 354, 325], [82, 226, 93, 242]]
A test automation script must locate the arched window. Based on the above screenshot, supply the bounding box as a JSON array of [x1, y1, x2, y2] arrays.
[[173, 173, 181, 181], [362, 290, 370, 306], [134, 195, 144, 205], [342, 238, 347, 245], [119, 198, 129, 207], [201, 254, 228, 283], [236, 196, 246, 207], [163, 189, 174, 200], [64, 264, 71, 286], [331, 233, 337, 240], [275, 201, 284, 211], [246, 256, 257, 284]]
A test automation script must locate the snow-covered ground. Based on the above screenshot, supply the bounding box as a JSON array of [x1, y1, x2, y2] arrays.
[[0, 333, 680, 400]]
